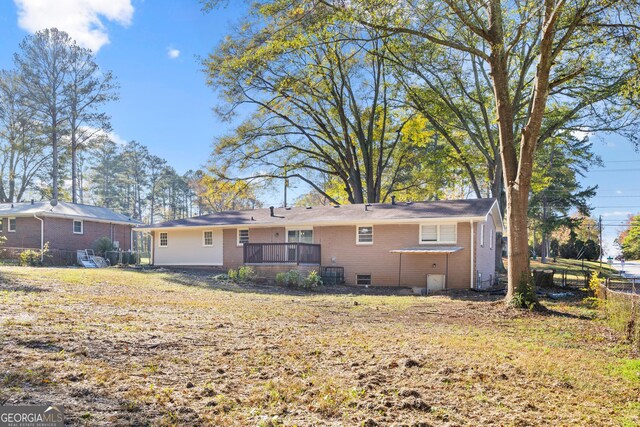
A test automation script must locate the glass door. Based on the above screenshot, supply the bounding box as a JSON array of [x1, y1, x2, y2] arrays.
[[287, 229, 313, 261]]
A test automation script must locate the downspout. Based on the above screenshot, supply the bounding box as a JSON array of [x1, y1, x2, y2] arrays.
[[150, 231, 154, 265], [33, 213, 44, 262], [470, 220, 474, 289]]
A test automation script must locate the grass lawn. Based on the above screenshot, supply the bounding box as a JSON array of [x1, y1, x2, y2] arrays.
[[529, 257, 616, 283], [1, 267, 639, 426]]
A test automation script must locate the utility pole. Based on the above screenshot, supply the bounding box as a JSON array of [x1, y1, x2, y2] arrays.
[[283, 164, 288, 208], [599, 215, 603, 270]]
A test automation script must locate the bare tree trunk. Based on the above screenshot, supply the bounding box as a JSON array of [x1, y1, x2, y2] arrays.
[[71, 143, 77, 203], [52, 116, 59, 202], [504, 187, 531, 300]]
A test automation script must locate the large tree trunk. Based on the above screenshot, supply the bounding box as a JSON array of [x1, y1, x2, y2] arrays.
[[504, 186, 531, 300]]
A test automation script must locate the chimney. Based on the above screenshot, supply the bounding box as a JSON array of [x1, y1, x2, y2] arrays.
[[269, 206, 275, 217], [391, 195, 396, 205]]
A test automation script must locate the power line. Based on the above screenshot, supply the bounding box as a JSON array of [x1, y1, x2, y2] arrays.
[[587, 169, 640, 172]]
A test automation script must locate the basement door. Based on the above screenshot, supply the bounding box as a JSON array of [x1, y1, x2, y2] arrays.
[[426, 274, 445, 292]]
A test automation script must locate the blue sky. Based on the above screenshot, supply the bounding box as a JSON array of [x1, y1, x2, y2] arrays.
[[0, 0, 245, 173], [0, 0, 638, 255]]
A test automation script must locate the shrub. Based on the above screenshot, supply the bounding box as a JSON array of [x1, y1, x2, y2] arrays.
[[275, 272, 287, 286], [19, 242, 50, 267], [304, 270, 323, 289], [275, 270, 322, 289], [511, 272, 539, 310], [227, 266, 255, 283], [587, 270, 603, 297], [238, 266, 255, 281], [93, 237, 114, 257], [19, 249, 42, 266]]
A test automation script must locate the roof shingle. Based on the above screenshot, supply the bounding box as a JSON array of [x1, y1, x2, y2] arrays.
[[0, 201, 141, 225], [139, 198, 498, 229]]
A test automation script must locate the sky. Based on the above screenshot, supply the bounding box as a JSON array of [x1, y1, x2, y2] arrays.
[[0, 0, 638, 255]]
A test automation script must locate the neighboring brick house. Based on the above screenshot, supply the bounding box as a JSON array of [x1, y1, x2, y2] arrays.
[[0, 201, 142, 257], [136, 199, 503, 291]]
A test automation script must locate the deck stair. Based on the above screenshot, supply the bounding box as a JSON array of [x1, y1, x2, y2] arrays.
[[77, 249, 108, 268]]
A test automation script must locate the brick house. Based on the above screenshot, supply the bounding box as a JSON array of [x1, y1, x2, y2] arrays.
[[0, 201, 142, 260], [136, 199, 503, 291]]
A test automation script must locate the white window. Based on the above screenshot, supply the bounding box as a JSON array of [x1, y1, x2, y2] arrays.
[[0, 218, 4, 232], [287, 228, 313, 243], [159, 232, 168, 247], [356, 225, 373, 244], [489, 229, 494, 250], [203, 231, 213, 247], [480, 223, 485, 247], [8, 217, 16, 232], [420, 224, 456, 244], [73, 220, 83, 234], [237, 229, 249, 246], [356, 274, 372, 285]]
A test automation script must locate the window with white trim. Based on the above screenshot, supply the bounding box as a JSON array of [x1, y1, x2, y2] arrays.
[[356, 225, 373, 244], [356, 274, 372, 285], [159, 232, 168, 247], [489, 228, 494, 249], [420, 224, 456, 244], [480, 223, 485, 247], [8, 217, 16, 232], [203, 231, 213, 246], [237, 229, 249, 245], [0, 218, 4, 232], [287, 228, 313, 243], [73, 220, 83, 234]]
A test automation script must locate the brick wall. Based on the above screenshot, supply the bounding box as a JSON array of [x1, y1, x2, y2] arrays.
[[314, 223, 472, 288], [220, 222, 472, 289], [222, 227, 285, 269], [0, 216, 41, 248], [43, 217, 132, 251]]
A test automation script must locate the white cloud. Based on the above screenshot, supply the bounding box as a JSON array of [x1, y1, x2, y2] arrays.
[[14, 0, 134, 52], [616, 190, 623, 195], [167, 48, 181, 59], [572, 130, 591, 141], [107, 130, 128, 146]]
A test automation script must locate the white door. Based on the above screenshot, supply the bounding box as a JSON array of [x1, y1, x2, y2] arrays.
[[427, 274, 445, 292]]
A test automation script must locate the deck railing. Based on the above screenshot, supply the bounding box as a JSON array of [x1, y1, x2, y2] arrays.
[[243, 243, 321, 265]]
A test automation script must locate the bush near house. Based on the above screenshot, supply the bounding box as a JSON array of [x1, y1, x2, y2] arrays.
[[275, 270, 322, 290], [18, 242, 50, 267], [227, 266, 256, 283], [93, 236, 115, 257]]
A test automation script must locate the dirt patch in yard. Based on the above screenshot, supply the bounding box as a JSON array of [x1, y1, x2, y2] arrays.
[[0, 267, 638, 426]]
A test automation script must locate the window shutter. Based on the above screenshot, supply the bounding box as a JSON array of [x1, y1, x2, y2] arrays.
[[421, 225, 437, 242], [440, 225, 456, 242]]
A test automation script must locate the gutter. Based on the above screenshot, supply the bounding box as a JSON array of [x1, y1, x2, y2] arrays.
[[9, 211, 140, 226], [33, 213, 44, 262], [135, 215, 494, 232]]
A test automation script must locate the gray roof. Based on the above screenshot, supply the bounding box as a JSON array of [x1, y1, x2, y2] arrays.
[[140, 198, 500, 230], [0, 201, 142, 225]]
